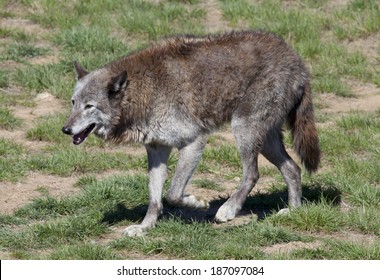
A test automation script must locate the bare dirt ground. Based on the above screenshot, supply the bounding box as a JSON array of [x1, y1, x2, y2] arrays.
[[320, 82, 380, 113], [1, 0, 379, 257]]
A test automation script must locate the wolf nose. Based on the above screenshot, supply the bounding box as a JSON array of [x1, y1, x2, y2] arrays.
[[62, 127, 72, 135]]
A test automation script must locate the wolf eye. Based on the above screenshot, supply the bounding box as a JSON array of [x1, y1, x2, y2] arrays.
[[85, 104, 94, 109], [71, 100, 75, 106]]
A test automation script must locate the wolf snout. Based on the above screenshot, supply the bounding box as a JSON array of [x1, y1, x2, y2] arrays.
[[62, 126, 73, 135]]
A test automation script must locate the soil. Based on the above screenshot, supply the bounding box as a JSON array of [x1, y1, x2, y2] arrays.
[[321, 83, 380, 113], [0, 0, 379, 257]]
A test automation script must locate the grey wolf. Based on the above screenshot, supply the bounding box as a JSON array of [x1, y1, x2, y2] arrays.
[[62, 30, 320, 237]]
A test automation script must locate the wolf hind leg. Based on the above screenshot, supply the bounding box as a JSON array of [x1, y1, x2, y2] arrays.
[[215, 117, 261, 222], [261, 130, 302, 212], [166, 135, 209, 209], [123, 144, 171, 237]]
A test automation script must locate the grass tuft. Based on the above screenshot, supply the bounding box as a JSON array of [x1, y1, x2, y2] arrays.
[[0, 69, 9, 88], [1, 43, 49, 63], [26, 146, 134, 176], [192, 178, 224, 191], [0, 108, 21, 130], [268, 199, 345, 233], [119, 0, 205, 41], [0, 138, 27, 182]]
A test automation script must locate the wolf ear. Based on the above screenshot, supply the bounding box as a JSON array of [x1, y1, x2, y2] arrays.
[[108, 71, 128, 94], [74, 61, 89, 80]]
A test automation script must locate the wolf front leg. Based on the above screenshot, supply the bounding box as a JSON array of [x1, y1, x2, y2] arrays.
[[123, 144, 172, 237], [166, 135, 209, 209]]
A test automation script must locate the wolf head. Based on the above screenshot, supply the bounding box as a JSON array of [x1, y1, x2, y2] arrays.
[[62, 62, 128, 145]]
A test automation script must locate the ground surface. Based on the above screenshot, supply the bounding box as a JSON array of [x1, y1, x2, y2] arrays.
[[0, 0, 379, 260]]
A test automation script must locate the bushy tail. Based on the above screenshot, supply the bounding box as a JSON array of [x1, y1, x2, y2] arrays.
[[288, 82, 321, 173]]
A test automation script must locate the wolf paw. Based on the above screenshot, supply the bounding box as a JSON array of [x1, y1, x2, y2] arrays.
[[123, 225, 148, 237], [277, 208, 290, 215], [183, 194, 210, 210], [215, 203, 240, 223]]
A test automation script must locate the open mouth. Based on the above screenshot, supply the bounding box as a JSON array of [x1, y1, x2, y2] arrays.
[[73, 123, 96, 145]]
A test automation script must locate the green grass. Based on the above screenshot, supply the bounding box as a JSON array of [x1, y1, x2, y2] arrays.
[[299, 0, 329, 9], [220, 0, 326, 57], [0, 26, 36, 43], [1, 43, 48, 63], [333, 0, 380, 40], [27, 146, 137, 176], [0, 138, 26, 157], [49, 244, 120, 260], [0, 27, 12, 38], [311, 44, 375, 96], [0, 138, 28, 182], [219, 0, 379, 94], [320, 112, 380, 157], [0, 175, 149, 251], [26, 112, 70, 143], [28, 0, 82, 29], [289, 240, 380, 260], [192, 178, 224, 191], [111, 217, 307, 259], [0, 69, 9, 88], [347, 207, 380, 235], [0, 0, 379, 260], [14, 174, 150, 220], [14, 62, 74, 100], [268, 199, 345, 233], [0, 108, 21, 130], [199, 144, 242, 178], [0, 216, 109, 250], [0, 87, 36, 107], [53, 27, 126, 56], [119, 0, 206, 40]]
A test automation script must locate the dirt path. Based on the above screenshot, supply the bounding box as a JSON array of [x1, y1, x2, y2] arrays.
[[0, 173, 80, 214], [321, 83, 380, 113], [202, 0, 231, 33]]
